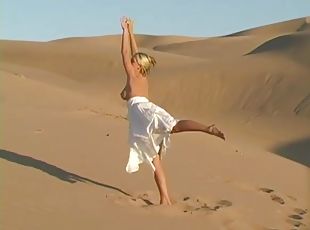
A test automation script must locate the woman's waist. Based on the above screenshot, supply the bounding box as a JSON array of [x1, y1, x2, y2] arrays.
[[127, 96, 149, 105]]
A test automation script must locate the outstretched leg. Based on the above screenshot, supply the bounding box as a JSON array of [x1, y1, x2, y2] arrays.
[[152, 154, 172, 205], [171, 120, 225, 140]]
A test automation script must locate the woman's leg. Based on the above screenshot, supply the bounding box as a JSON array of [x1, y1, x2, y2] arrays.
[[171, 120, 225, 140], [152, 155, 172, 205]]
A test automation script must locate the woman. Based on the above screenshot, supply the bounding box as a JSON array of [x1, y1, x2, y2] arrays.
[[120, 17, 225, 205]]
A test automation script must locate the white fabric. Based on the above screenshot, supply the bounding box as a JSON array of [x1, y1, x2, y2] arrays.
[[126, 96, 179, 173]]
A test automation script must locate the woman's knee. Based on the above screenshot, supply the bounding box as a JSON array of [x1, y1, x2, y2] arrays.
[[170, 126, 177, 134], [171, 121, 181, 134]]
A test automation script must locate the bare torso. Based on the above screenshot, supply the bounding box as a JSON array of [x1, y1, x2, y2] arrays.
[[120, 74, 149, 101]]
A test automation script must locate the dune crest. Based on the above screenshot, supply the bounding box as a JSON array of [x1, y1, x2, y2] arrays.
[[1, 17, 310, 230], [227, 17, 307, 36], [246, 32, 310, 65]]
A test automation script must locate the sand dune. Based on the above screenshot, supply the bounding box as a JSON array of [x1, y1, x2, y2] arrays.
[[227, 17, 308, 36], [1, 17, 310, 230], [246, 32, 310, 66], [154, 36, 259, 58]]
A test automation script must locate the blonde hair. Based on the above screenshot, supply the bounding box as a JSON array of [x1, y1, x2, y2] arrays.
[[131, 52, 156, 76]]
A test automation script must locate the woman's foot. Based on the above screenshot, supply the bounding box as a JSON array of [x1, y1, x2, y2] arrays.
[[160, 197, 172, 205], [206, 124, 225, 140]]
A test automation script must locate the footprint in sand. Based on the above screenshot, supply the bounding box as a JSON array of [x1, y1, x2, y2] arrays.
[[286, 218, 306, 228], [294, 208, 308, 216], [136, 193, 154, 206], [286, 209, 308, 229], [259, 187, 274, 193], [270, 194, 285, 205], [34, 129, 44, 134], [213, 200, 233, 210], [110, 193, 234, 216], [259, 187, 285, 205], [289, 214, 303, 220], [182, 197, 232, 214], [259, 188, 308, 229], [181, 196, 208, 213], [107, 192, 154, 207]]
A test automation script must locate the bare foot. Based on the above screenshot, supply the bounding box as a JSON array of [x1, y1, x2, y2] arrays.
[[160, 197, 172, 205], [206, 124, 225, 140]]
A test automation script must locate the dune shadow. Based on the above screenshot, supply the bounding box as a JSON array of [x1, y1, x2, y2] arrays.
[[271, 137, 310, 167], [245, 34, 296, 55], [0, 149, 131, 196]]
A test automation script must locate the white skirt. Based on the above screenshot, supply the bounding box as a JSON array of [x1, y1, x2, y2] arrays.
[[126, 96, 179, 173]]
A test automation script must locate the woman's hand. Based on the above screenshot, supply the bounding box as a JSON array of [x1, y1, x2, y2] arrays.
[[127, 18, 134, 33], [121, 16, 129, 31]]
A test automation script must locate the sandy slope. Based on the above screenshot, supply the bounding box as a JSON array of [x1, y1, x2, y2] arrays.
[[1, 17, 310, 229]]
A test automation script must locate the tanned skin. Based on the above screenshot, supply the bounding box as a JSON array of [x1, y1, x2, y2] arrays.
[[120, 17, 225, 205], [120, 17, 148, 101]]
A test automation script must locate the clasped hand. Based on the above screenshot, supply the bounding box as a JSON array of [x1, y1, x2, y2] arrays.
[[121, 16, 134, 32]]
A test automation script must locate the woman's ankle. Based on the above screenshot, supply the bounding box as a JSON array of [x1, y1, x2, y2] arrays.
[[160, 197, 172, 205]]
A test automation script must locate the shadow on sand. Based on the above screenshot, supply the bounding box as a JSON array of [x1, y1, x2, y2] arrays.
[[0, 148, 131, 196], [271, 137, 310, 167]]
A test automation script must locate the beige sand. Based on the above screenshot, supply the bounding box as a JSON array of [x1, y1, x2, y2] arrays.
[[1, 17, 309, 229]]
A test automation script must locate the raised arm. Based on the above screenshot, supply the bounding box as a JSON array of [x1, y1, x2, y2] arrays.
[[120, 17, 135, 78], [127, 19, 138, 55]]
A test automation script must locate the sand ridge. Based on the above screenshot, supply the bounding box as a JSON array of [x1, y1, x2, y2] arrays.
[[1, 17, 310, 230]]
